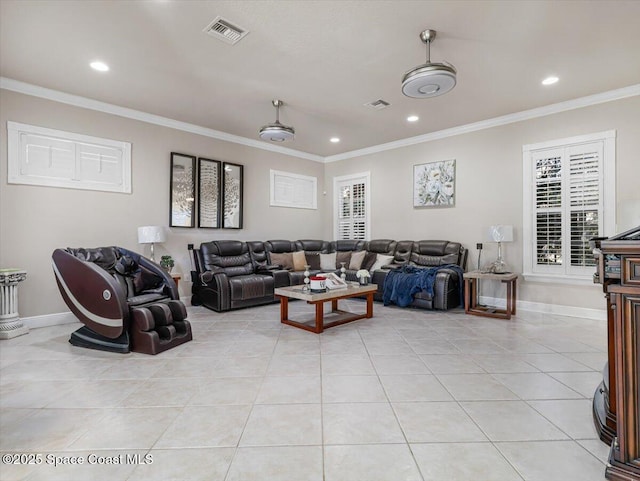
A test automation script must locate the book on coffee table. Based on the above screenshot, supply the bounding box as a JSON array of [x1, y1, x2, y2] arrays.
[[319, 272, 348, 290]]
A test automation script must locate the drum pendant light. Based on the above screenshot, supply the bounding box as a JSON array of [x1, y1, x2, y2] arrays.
[[259, 99, 295, 142], [402, 29, 457, 98]]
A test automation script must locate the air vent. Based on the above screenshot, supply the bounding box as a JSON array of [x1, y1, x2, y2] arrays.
[[203, 16, 248, 45], [364, 99, 391, 110]]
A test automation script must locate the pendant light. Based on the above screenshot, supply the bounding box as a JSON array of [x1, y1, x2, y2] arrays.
[[259, 99, 295, 142], [402, 29, 457, 98]]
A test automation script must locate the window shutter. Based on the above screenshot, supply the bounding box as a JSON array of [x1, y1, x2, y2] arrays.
[[523, 131, 613, 281], [533, 150, 563, 269], [567, 143, 603, 269], [335, 174, 370, 240]]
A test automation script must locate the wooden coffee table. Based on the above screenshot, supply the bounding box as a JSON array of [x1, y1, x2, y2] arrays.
[[274, 283, 378, 333]]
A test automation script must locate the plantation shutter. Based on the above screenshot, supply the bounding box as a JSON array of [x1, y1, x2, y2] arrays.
[[530, 141, 605, 276], [567, 142, 602, 272], [335, 174, 369, 240], [533, 149, 563, 270]]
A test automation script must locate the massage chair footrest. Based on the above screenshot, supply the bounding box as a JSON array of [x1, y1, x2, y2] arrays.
[[130, 302, 193, 355]]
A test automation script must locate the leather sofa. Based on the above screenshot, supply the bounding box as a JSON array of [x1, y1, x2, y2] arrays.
[[190, 239, 467, 313]]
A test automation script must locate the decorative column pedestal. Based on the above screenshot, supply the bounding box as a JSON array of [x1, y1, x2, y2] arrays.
[[0, 269, 28, 339]]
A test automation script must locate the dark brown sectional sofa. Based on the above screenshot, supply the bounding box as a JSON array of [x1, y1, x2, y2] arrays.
[[189, 239, 467, 313]]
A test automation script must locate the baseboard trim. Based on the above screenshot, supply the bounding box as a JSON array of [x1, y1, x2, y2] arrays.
[[22, 311, 78, 329], [478, 296, 606, 321], [24, 298, 606, 329]]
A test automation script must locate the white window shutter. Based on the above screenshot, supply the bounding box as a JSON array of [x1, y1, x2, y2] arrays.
[[334, 173, 370, 240], [523, 131, 614, 282]]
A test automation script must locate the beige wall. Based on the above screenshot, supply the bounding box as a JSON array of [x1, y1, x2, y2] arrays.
[[323, 96, 640, 311], [0, 90, 325, 317], [2, 88, 638, 319]]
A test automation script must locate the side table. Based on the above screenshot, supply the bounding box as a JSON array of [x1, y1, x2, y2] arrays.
[[0, 269, 29, 339], [464, 270, 518, 320], [171, 273, 182, 290]]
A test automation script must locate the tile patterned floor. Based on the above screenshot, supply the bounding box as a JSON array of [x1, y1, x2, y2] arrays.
[[0, 301, 610, 480]]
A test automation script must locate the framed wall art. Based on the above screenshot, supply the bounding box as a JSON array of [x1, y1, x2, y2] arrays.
[[169, 152, 196, 227], [197, 157, 221, 228], [222, 162, 243, 229], [413, 159, 456, 207]]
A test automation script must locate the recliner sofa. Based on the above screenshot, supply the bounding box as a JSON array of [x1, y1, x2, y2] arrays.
[[190, 239, 467, 313]]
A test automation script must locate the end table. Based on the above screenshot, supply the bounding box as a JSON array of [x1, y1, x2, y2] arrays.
[[463, 270, 518, 320], [171, 273, 182, 290]]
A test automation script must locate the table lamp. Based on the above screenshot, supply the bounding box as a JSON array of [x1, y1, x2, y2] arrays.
[[137, 226, 166, 262], [487, 225, 514, 273]]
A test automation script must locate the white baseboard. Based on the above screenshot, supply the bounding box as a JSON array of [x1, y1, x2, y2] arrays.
[[478, 296, 606, 321], [21, 297, 607, 329], [22, 311, 79, 329]]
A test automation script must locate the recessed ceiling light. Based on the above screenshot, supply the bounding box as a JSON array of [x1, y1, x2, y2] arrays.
[[90, 61, 109, 72], [330, 137, 340, 143], [407, 115, 419, 122], [542, 76, 559, 86]]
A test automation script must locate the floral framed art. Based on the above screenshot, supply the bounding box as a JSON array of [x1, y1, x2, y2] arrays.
[[413, 159, 456, 207], [169, 152, 196, 227], [222, 162, 243, 229], [197, 157, 222, 228]]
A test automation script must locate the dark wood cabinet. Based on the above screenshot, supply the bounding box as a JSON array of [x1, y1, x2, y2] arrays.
[[592, 227, 640, 481]]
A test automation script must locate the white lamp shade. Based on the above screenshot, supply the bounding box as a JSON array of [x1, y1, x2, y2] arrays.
[[137, 226, 167, 244], [487, 225, 514, 243]]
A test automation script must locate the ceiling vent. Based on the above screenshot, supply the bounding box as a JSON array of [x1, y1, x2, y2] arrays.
[[364, 99, 391, 110], [203, 16, 248, 45]]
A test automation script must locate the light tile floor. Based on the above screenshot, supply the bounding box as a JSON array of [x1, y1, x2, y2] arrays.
[[0, 301, 610, 481]]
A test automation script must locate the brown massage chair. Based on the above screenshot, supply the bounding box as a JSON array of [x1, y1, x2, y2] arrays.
[[52, 246, 192, 354]]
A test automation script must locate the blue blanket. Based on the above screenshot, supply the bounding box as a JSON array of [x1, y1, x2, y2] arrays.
[[382, 264, 465, 308]]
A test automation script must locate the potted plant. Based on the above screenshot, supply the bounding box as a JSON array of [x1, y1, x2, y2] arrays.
[[160, 255, 174, 273], [356, 269, 370, 285]]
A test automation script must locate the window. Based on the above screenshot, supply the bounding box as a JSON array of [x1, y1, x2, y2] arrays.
[[269, 169, 317, 209], [7, 121, 132, 193], [334, 172, 370, 240], [522, 131, 616, 283]]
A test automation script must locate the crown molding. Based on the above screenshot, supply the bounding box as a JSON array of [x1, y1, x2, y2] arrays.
[[324, 83, 640, 163], [3, 77, 639, 165], [0, 77, 324, 163]]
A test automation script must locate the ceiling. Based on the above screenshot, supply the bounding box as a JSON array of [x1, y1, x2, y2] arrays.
[[1, 0, 639, 159]]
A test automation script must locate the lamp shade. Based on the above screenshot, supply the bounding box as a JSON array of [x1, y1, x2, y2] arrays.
[[487, 225, 514, 243], [137, 226, 167, 244]]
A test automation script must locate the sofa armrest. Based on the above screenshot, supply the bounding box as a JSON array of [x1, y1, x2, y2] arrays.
[[257, 268, 290, 288], [433, 269, 462, 310], [382, 263, 403, 271], [256, 264, 283, 273]]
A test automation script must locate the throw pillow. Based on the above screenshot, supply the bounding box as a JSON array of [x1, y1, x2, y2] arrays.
[[319, 252, 337, 271], [336, 251, 352, 269], [305, 252, 321, 270], [349, 250, 366, 270], [269, 252, 293, 270], [369, 254, 394, 272], [362, 251, 378, 271], [292, 251, 307, 271]]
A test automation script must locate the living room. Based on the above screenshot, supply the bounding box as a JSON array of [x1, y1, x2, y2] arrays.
[[1, 1, 639, 481]]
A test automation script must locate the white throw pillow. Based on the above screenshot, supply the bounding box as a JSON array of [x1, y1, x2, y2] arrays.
[[319, 252, 337, 271], [369, 254, 394, 273]]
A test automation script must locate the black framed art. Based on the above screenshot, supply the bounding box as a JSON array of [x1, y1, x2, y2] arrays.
[[169, 152, 196, 227], [197, 157, 222, 228], [222, 162, 243, 229]]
